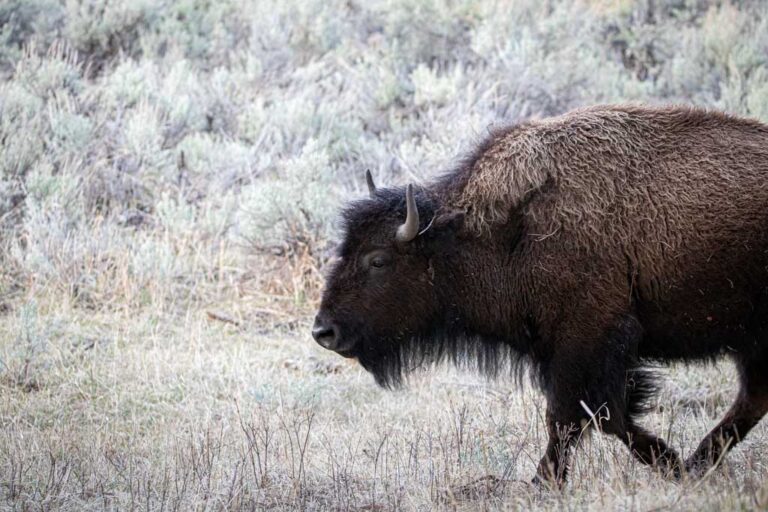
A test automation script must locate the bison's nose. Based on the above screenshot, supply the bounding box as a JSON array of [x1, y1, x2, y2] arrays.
[[312, 315, 338, 349]]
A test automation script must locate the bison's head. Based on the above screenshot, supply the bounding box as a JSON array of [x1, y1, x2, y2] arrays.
[[312, 172, 465, 387]]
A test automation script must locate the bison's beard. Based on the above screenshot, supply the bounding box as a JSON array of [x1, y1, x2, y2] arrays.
[[353, 324, 525, 389]]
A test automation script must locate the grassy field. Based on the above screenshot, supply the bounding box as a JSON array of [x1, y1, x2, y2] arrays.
[[2, 0, 768, 509]]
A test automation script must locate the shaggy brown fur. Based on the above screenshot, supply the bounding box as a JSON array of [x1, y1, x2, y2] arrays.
[[313, 104, 768, 485]]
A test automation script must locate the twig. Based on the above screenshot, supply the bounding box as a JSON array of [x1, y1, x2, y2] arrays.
[[206, 310, 241, 327]]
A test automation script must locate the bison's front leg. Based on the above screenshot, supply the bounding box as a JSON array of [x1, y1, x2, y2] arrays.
[[533, 348, 601, 488], [533, 409, 581, 486], [619, 423, 682, 479], [533, 313, 680, 486]]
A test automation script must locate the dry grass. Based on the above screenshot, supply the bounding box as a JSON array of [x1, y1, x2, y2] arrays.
[[1, 282, 768, 510]]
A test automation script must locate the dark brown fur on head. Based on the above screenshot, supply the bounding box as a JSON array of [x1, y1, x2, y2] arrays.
[[319, 186, 525, 388], [314, 104, 768, 484]]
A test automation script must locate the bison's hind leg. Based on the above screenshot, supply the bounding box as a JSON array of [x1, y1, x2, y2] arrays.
[[686, 296, 768, 476], [685, 349, 768, 476]]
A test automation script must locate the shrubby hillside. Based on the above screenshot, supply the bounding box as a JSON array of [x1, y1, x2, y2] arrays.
[[2, 0, 768, 312], [1, 1, 768, 510]]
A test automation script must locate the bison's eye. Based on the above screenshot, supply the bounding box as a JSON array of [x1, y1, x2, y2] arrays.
[[371, 256, 388, 268], [362, 250, 393, 272]]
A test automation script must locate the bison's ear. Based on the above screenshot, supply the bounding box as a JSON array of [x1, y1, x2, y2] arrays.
[[432, 209, 465, 233]]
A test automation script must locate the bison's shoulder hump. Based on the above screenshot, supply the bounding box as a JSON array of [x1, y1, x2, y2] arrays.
[[443, 104, 768, 234]]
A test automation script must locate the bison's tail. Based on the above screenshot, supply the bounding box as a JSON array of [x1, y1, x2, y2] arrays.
[[625, 366, 660, 420]]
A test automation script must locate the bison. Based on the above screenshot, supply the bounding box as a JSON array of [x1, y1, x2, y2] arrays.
[[311, 104, 768, 485]]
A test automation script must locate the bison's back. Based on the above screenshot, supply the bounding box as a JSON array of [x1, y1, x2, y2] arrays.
[[515, 105, 768, 359]]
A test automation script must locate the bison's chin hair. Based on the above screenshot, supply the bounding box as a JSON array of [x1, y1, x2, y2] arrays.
[[356, 328, 527, 390]]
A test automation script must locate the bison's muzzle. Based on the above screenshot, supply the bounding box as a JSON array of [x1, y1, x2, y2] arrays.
[[311, 313, 337, 349], [312, 313, 357, 357]]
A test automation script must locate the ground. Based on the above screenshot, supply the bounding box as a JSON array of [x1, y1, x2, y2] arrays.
[[2, 302, 767, 510]]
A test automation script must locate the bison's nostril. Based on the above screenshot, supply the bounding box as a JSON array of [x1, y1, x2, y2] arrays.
[[312, 324, 337, 349]]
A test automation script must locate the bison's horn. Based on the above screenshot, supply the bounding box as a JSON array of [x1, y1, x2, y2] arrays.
[[365, 169, 376, 197], [396, 184, 420, 242]]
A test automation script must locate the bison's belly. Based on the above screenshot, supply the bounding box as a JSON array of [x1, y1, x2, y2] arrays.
[[635, 264, 768, 361]]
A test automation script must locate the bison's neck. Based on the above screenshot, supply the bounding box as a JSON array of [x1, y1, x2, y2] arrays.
[[434, 238, 533, 354]]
